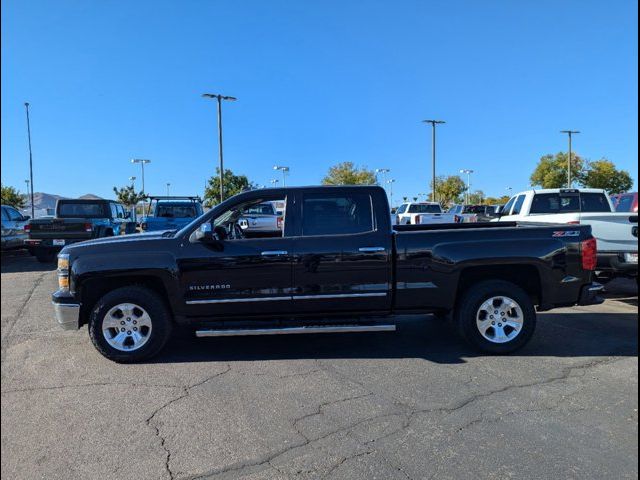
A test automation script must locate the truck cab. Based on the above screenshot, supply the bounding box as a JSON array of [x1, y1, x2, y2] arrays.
[[139, 196, 204, 232]]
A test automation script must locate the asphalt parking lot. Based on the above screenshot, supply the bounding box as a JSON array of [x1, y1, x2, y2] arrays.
[[1, 250, 637, 480]]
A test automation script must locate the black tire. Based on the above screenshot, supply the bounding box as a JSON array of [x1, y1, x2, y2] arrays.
[[88, 286, 172, 363], [454, 280, 536, 354], [35, 249, 56, 263]]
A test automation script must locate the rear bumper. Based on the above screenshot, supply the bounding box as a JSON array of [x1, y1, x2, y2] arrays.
[[52, 291, 81, 330], [577, 282, 605, 306], [596, 252, 638, 275], [25, 237, 88, 250]]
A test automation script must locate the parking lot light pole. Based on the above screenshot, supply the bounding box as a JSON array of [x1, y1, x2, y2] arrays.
[[166, 183, 171, 196], [129, 176, 136, 189], [460, 169, 474, 204], [422, 120, 445, 202], [270, 178, 279, 187], [202, 93, 237, 203], [375, 168, 390, 187], [131, 159, 151, 193], [560, 130, 580, 188], [273, 166, 289, 187], [24, 102, 35, 218], [386, 179, 396, 208]]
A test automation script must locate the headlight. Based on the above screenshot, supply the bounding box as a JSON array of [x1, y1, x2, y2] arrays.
[[57, 253, 70, 291]]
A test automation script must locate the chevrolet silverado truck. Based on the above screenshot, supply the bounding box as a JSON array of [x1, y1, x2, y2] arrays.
[[26, 199, 135, 262], [52, 185, 603, 363]]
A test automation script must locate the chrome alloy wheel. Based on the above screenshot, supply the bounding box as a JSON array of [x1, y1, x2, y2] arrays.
[[102, 303, 153, 351], [476, 296, 524, 344]]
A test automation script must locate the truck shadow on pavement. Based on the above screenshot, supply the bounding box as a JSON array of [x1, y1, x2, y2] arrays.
[[1, 250, 56, 273], [153, 310, 638, 365]]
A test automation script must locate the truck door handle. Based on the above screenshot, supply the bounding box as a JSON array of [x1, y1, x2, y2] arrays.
[[261, 250, 288, 256], [358, 247, 386, 253]]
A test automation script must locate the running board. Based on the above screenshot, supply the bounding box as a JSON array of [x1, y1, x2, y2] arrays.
[[195, 324, 396, 337]]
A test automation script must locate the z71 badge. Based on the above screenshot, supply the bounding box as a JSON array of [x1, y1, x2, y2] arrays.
[[552, 230, 581, 237]]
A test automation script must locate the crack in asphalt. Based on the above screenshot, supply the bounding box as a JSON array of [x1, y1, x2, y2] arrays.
[[145, 365, 232, 480]]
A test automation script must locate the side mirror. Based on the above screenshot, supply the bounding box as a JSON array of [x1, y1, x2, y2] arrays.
[[22, 215, 31, 221], [195, 223, 224, 250]]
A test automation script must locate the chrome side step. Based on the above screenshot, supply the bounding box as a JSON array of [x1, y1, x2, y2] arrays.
[[195, 324, 396, 337]]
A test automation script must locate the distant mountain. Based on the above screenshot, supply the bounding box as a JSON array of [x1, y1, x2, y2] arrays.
[[78, 194, 103, 200], [23, 192, 103, 210]]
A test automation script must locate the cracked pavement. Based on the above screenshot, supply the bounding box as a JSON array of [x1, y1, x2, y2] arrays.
[[1, 251, 638, 479]]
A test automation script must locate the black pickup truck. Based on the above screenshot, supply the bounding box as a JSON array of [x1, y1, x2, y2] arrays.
[[26, 199, 135, 262], [52, 186, 603, 363]]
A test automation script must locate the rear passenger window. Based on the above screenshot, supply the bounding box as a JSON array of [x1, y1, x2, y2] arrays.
[[511, 196, 525, 215], [302, 193, 374, 236], [530, 194, 580, 214], [580, 193, 611, 212]]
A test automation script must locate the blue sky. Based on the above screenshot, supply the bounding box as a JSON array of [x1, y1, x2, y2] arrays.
[[2, 0, 638, 203]]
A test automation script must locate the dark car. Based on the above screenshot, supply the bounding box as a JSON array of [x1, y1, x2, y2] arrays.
[[611, 192, 638, 213], [52, 185, 603, 362], [26, 199, 135, 262]]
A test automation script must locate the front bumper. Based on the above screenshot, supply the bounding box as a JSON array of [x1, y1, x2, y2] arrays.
[[52, 291, 80, 330], [577, 282, 605, 306]]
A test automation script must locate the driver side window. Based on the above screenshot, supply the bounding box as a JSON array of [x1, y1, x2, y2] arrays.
[[207, 197, 287, 241]]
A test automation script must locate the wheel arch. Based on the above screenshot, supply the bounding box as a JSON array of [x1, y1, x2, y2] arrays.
[[456, 264, 542, 306]]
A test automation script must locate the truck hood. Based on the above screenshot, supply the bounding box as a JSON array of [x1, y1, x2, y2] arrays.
[[61, 230, 175, 252]]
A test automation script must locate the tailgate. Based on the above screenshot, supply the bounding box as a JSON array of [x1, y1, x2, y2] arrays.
[[29, 219, 91, 239], [580, 213, 638, 252]]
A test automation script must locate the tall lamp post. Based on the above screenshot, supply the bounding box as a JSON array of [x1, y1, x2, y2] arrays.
[[131, 159, 151, 193], [202, 93, 237, 203], [24, 102, 35, 218], [129, 176, 136, 189], [270, 179, 279, 187], [24, 180, 31, 213], [422, 119, 445, 202], [273, 166, 290, 187], [460, 169, 474, 204], [560, 130, 580, 188], [386, 179, 396, 208], [166, 183, 171, 196]]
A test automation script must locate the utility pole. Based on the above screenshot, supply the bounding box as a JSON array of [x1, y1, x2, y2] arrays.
[[460, 169, 474, 204], [560, 130, 580, 188], [24, 103, 35, 218], [422, 120, 446, 202], [202, 93, 237, 203]]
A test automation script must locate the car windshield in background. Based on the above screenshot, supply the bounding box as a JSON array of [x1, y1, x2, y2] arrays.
[[243, 203, 275, 215], [407, 204, 441, 213], [155, 204, 198, 218], [615, 195, 634, 212], [58, 202, 105, 218], [463, 205, 485, 214]]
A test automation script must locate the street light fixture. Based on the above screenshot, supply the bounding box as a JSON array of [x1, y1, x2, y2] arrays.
[[131, 159, 151, 193], [270, 178, 279, 187], [560, 130, 580, 187], [375, 168, 390, 187], [202, 93, 237, 203], [422, 119, 446, 203], [460, 169, 474, 205], [273, 166, 290, 187]]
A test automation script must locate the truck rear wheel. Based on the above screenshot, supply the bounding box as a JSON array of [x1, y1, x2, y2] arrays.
[[88, 286, 172, 363], [454, 280, 536, 354]]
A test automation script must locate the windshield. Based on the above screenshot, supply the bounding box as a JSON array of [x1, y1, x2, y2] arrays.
[[154, 203, 198, 218], [407, 204, 442, 213], [57, 202, 105, 218], [242, 203, 276, 215], [462, 205, 485, 214]]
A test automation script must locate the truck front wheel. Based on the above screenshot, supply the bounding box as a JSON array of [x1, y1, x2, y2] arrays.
[[454, 280, 536, 354], [88, 286, 172, 363]]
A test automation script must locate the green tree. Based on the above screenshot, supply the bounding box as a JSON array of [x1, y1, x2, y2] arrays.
[[204, 168, 255, 207], [530, 152, 585, 188], [427, 175, 467, 205], [468, 190, 485, 204], [1, 185, 26, 208], [580, 159, 633, 194], [113, 185, 147, 207], [321, 162, 376, 185], [484, 195, 511, 205]]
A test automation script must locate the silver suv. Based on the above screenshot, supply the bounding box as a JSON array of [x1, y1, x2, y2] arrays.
[[1, 205, 30, 251]]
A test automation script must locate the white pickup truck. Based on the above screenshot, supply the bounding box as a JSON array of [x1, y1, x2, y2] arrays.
[[495, 188, 638, 278], [395, 202, 458, 225]]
